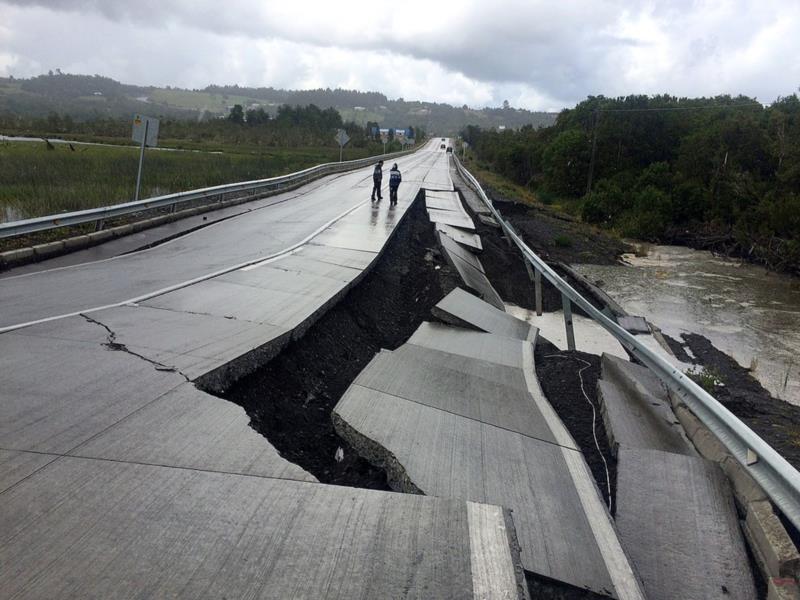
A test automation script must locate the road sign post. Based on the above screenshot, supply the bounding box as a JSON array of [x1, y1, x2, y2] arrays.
[[335, 129, 350, 162], [132, 115, 159, 202]]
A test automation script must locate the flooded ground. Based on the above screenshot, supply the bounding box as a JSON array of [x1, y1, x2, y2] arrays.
[[574, 245, 800, 405]]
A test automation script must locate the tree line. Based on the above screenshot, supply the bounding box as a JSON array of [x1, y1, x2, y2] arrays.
[[0, 102, 424, 151], [462, 94, 800, 274]]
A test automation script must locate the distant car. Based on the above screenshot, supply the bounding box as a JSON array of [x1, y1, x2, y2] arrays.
[[446, 146, 453, 153], [440, 144, 446, 149], [441, 138, 445, 141]]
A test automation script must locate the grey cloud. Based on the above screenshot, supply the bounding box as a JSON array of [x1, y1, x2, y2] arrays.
[[1, 0, 798, 109]]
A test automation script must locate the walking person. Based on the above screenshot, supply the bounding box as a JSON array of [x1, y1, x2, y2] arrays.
[[389, 163, 402, 205], [371, 160, 384, 202]]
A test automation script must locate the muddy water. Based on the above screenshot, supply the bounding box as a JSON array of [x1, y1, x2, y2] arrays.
[[574, 245, 800, 405]]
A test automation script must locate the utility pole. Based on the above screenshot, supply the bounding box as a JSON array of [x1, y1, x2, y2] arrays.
[[585, 109, 600, 196]]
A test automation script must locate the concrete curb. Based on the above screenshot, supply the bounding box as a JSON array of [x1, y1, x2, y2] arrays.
[[670, 390, 800, 592]]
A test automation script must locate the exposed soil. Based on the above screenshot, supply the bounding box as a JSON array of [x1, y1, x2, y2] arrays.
[[533, 339, 617, 513], [461, 192, 606, 317], [673, 333, 800, 472], [221, 195, 461, 488], [493, 200, 630, 266], [525, 571, 611, 600]]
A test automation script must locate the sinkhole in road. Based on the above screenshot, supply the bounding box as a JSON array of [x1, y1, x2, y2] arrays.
[[216, 193, 462, 489]]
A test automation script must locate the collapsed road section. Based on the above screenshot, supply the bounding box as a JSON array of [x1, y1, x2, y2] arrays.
[[0, 144, 535, 599], [0, 143, 785, 599]]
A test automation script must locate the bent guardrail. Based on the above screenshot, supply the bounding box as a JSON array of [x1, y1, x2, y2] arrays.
[[0, 146, 420, 239], [453, 154, 800, 531]]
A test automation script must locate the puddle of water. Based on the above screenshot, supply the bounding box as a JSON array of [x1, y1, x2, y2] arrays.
[[575, 245, 800, 404]]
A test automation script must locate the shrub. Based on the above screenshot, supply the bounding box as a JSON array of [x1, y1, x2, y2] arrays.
[[553, 235, 573, 247]]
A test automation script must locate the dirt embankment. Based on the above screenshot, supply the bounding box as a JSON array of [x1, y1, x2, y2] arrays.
[[665, 332, 800, 471], [221, 195, 462, 488]]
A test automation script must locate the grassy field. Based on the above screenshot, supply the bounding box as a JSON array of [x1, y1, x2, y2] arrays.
[[147, 88, 266, 115], [0, 141, 377, 221]]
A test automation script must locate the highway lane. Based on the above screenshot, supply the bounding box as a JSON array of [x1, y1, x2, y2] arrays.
[[0, 141, 442, 331]]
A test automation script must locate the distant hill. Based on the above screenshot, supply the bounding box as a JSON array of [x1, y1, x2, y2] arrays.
[[0, 73, 557, 134]]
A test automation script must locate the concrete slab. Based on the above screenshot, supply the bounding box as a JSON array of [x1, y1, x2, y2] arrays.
[[599, 354, 694, 456], [478, 214, 501, 228], [407, 321, 528, 369], [617, 315, 651, 334], [427, 207, 475, 230], [423, 167, 454, 190], [334, 384, 617, 595], [0, 456, 528, 599], [256, 251, 365, 282], [425, 192, 463, 212], [73, 383, 316, 482], [435, 222, 483, 251], [0, 449, 56, 493], [354, 350, 553, 441], [437, 230, 484, 271], [425, 190, 461, 202], [507, 305, 630, 360], [616, 446, 756, 600], [433, 288, 534, 341], [291, 243, 376, 271], [81, 304, 292, 384], [0, 317, 185, 455], [455, 184, 492, 215], [437, 241, 505, 311]]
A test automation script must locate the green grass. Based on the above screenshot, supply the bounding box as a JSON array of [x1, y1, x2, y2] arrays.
[[147, 89, 264, 114], [0, 141, 377, 220], [461, 156, 540, 206]]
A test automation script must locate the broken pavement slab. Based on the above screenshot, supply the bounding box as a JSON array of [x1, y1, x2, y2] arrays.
[[616, 446, 757, 600], [353, 348, 558, 442], [0, 316, 187, 456], [432, 287, 535, 341], [0, 457, 530, 600], [617, 315, 651, 334], [72, 382, 316, 482], [335, 382, 643, 598], [435, 222, 484, 251], [427, 207, 475, 230], [598, 353, 694, 456], [407, 321, 528, 368], [424, 190, 464, 212], [335, 323, 645, 598]]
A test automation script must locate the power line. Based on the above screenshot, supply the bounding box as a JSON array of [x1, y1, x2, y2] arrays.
[[596, 103, 764, 113]]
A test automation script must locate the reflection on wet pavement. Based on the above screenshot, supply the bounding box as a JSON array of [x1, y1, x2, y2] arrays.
[[575, 245, 800, 404]]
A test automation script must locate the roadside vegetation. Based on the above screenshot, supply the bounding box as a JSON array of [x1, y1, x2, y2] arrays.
[[462, 94, 800, 274]]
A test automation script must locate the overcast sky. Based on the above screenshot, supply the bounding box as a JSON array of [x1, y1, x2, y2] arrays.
[[0, 0, 797, 111]]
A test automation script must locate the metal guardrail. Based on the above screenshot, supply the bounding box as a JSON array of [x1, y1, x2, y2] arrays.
[[453, 154, 800, 531], [0, 147, 419, 239]]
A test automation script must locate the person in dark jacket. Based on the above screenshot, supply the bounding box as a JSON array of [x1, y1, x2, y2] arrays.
[[389, 163, 401, 205], [371, 160, 384, 202]]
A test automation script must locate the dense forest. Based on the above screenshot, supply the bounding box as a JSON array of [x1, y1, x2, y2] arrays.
[[463, 94, 800, 274], [0, 103, 421, 151]]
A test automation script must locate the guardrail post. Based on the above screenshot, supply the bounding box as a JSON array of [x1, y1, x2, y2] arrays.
[[94, 219, 105, 232], [562, 294, 576, 351], [524, 261, 544, 317], [534, 269, 543, 317]]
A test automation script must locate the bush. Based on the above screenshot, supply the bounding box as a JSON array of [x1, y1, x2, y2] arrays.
[[581, 179, 627, 225], [553, 235, 573, 247]]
